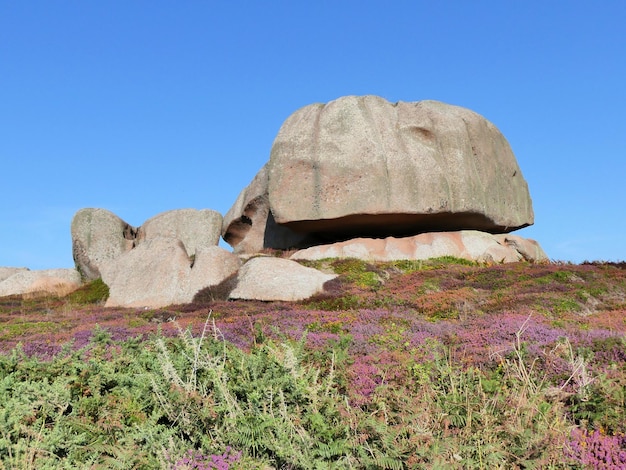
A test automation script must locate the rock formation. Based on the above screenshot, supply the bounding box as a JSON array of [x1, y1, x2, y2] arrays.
[[0, 268, 81, 298], [228, 257, 336, 301], [268, 96, 533, 239], [224, 96, 536, 254], [222, 165, 310, 254], [102, 239, 241, 308], [1, 95, 548, 306], [137, 209, 222, 257], [290, 231, 548, 264], [72, 208, 223, 279], [71, 208, 136, 280]]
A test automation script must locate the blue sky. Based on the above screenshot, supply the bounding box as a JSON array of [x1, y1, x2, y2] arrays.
[[1, 1, 625, 269]]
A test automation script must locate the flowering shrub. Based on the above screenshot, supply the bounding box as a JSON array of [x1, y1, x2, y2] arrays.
[[565, 428, 626, 469], [1, 260, 626, 468], [173, 447, 242, 470]]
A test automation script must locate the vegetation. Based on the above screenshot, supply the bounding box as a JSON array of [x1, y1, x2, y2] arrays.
[[1, 259, 625, 468]]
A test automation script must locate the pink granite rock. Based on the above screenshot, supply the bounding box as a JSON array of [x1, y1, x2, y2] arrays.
[[268, 96, 534, 239], [290, 231, 548, 263]]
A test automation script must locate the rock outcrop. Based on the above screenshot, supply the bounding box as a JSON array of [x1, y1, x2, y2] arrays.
[[268, 96, 533, 240], [222, 165, 310, 253], [4, 96, 545, 306], [0, 268, 81, 298], [290, 231, 548, 264], [229, 257, 336, 301], [137, 209, 222, 257], [72, 208, 223, 281], [71, 208, 136, 280]]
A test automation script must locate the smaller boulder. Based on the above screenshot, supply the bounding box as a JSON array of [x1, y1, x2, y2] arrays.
[[229, 257, 336, 301], [137, 208, 222, 257], [101, 237, 192, 308], [0, 268, 82, 298], [71, 208, 137, 280], [187, 246, 242, 298]]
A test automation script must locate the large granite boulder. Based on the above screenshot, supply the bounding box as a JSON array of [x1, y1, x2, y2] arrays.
[[72, 207, 223, 282], [229, 257, 336, 301], [137, 209, 222, 257], [268, 96, 534, 240], [101, 237, 191, 308], [102, 238, 241, 308], [222, 165, 313, 253], [71, 208, 136, 280], [0, 268, 82, 298], [290, 231, 548, 264]]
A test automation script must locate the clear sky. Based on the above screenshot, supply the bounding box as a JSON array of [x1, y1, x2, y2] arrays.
[[1, 1, 625, 269]]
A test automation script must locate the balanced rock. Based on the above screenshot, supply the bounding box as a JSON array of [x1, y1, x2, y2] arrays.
[[0, 268, 82, 298], [268, 96, 534, 240], [222, 165, 313, 253], [229, 257, 336, 301], [290, 231, 548, 264], [137, 209, 222, 257], [71, 208, 136, 280]]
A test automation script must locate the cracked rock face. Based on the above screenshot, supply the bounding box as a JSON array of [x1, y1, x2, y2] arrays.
[[268, 95, 534, 240]]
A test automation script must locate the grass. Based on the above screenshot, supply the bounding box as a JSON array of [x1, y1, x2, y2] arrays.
[[0, 260, 625, 468]]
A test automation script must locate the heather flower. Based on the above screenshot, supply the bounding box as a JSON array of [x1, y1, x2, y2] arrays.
[[172, 447, 242, 469], [565, 428, 626, 469]]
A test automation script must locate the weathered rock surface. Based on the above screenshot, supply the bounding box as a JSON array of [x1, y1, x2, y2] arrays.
[[268, 96, 534, 240], [290, 231, 548, 263], [137, 209, 222, 257], [71, 208, 136, 280], [101, 237, 191, 308], [102, 238, 241, 308], [0, 267, 28, 283], [187, 246, 242, 297], [222, 165, 312, 253], [229, 257, 337, 301], [0, 268, 82, 298]]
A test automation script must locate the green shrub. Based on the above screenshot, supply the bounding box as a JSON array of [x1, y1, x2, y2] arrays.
[[65, 278, 109, 305]]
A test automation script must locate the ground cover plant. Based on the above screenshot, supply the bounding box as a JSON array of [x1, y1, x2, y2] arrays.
[[1, 258, 625, 468]]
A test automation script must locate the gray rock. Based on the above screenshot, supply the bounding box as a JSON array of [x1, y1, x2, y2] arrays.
[[102, 241, 242, 308], [187, 246, 242, 299], [229, 257, 336, 301], [0, 267, 28, 283], [71, 208, 136, 280], [268, 96, 534, 239], [101, 237, 192, 308], [493, 234, 549, 263], [290, 231, 548, 263], [137, 208, 222, 257], [0, 268, 82, 298], [222, 165, 312, 253]]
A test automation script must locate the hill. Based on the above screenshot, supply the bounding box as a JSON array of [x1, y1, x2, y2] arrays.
[[1, 258, 625, 468]]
